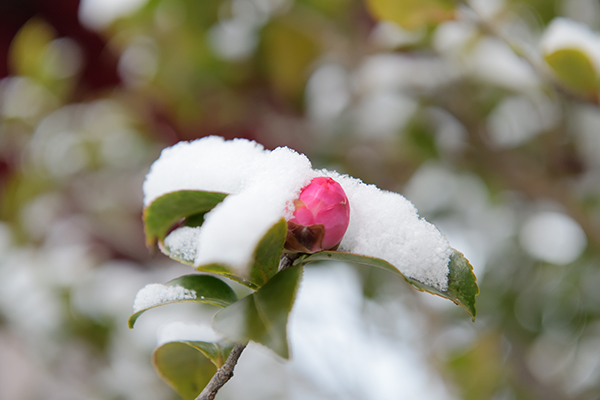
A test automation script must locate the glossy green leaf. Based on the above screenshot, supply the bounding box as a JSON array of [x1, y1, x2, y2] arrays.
[[128, 274, 238, 328], [365, 0, 456, 30], [246, 218, 287, 287], [296, 249, 478, 320], [144, 190, 228, 247], [212, 266, 303, 359], [153, 339, 234, 400], [545, 48, 599, 93]]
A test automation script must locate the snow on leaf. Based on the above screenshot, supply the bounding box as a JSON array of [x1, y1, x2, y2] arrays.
[[143, 136, 456, 291], [133, 283, 197, 313]]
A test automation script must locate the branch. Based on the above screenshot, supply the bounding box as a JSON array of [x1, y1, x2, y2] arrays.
[[195, 343, 247, 400], [457, 0, 600, 107]]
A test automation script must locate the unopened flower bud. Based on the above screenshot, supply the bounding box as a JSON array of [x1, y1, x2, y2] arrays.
[[285, 177, 350, 253]]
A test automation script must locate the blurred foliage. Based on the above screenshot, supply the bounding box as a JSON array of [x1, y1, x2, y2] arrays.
[[1, 0, 600, 399]]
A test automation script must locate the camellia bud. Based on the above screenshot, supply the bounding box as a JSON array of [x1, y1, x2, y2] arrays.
[[285, 177, 350, 253]]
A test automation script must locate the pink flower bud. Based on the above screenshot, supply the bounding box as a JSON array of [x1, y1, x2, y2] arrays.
[[285, 177, 350, 253]]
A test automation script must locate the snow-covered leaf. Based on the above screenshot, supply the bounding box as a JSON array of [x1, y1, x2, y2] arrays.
[[296, 249, 478, 320], [212, 266, 303, 359], [143, 190, 228, 247], [162, 218, 288, 290], [128, 275, 238, 328], [153, 340, 234, 400]]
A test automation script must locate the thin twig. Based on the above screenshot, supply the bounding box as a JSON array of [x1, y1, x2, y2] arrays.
[[456, 0, 600, 107], [195, 343, 247, 400]]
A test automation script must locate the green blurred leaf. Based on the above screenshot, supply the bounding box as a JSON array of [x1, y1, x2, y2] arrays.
[[365, 0, 456, 30], [261, 19, 320, 102], [153, 339, 234, 400], [9, 18, 55, 79], [212, 266, 303, 359], [447, 333, 506, 400], [296, 249, 478, 320], [128, 274, 238, 328], [143, 190, 228, 247], [545, 48, 599, 93]]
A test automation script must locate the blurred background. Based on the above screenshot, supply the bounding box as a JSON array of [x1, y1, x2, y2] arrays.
[[1, 0, 600, 399]]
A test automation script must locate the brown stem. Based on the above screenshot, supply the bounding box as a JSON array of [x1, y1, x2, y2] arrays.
[[195, 343, 247, 400], [456, 0, 600, 107], [278, 253, 300, 271]]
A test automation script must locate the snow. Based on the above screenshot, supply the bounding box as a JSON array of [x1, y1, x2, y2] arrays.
[[143, 136, 268, 205], [325, 172, 451, 290], [157, 322, 222, 346], [164, 226, 200, 263], [144, 136, 451, 290], [133, 284, 197, 313], [540, 17, 600, 72]]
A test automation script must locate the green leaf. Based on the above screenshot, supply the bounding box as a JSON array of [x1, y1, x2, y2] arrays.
[[161, 218, 288, 290], [212, 266, 303, 359], [246, 218, 287, 287], [296, 249, 478, 320], [545, 48, 599, 93], [128, 275, 238, 328], [365, 0, 456, 30], [144, 190, 228, 247], [153, 340, 234, 400], [177, 340, 235, 368]]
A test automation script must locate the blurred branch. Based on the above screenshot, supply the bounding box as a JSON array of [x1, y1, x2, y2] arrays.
[[435, 92, 600, 249], [196, 343, 247, 400], [455, 0, 600, 107]]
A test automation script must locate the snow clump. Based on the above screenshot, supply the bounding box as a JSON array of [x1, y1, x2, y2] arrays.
[[144, 136, 452, 290]]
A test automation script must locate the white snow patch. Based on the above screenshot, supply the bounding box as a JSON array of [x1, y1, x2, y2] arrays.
[[133, 284, 197, 313], [326, 171, 451, 291], [541, 17, 600, 72], [164, 226, 201, 263], [157, 322, 222, 346], [143, 136, 267, 205]]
